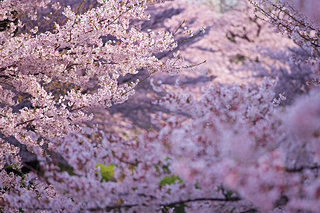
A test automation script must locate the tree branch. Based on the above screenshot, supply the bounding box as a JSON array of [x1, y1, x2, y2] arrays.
[[88, 196, 241, 211]]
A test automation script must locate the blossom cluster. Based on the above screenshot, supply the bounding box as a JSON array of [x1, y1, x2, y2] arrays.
[[150, 77, 320, 212], [0, 0, 183, 158]]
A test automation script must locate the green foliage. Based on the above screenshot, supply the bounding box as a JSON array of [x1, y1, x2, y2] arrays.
[[95, 163, 116, 182], [159, 175, 183, 186]]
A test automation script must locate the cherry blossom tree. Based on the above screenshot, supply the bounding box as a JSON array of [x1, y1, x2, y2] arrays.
[[0, 0, 187, 211], [1, 0, 320, 212]]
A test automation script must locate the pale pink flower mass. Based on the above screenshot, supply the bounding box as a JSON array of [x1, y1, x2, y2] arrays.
[[0, 0, 320, 212]]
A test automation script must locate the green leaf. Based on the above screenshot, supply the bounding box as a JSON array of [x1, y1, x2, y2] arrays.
[[95, 163, 116, 182], [159, 175, 183, 186]]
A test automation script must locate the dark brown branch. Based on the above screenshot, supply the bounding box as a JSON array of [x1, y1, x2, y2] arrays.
[[285, 165, 320, 173], [88, 196, 241, 211]]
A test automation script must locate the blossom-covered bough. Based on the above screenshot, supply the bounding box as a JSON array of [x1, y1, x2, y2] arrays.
[[249, 0, 320, 70], [0, 0, 187, 211], [1, 0, 320, 212]]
